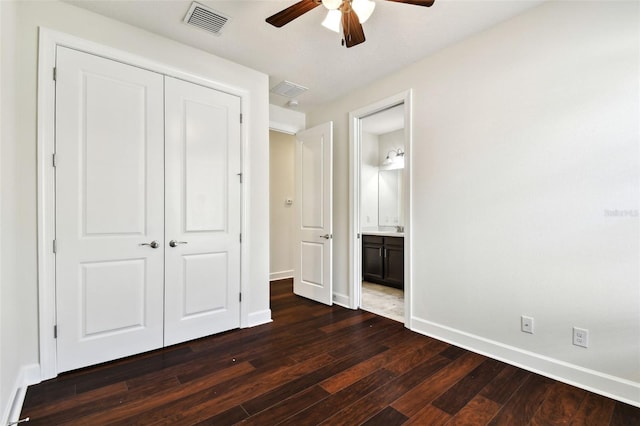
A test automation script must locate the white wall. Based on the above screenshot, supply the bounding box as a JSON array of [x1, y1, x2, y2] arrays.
[[308, 1, 639, 405], [269, 130, 295, 280], [361, 131, 379, 229], [1, 1, 32, 423], [0, 0, 270, 421], [269, 104, 306, 134]]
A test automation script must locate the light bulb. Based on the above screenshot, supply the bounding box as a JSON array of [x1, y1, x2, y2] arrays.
[[322, 0, 342, 10], [322, 9, 341, 33], [352, 0, 375, 23]]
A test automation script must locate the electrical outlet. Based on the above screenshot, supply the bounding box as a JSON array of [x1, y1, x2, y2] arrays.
[[573, 327, 589, 348], [521, 316, 534, 334]]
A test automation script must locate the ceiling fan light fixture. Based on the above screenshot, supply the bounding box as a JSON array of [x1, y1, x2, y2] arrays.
[[322, 9, 342, 33], [321, 0, 342, 10], [352, 0, 376, 23]]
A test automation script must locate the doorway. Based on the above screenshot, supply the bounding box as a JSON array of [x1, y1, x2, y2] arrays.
[[349, 92, 412, 324]]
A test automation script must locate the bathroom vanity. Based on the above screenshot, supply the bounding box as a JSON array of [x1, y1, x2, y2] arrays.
[[362, 232, 404, 289]]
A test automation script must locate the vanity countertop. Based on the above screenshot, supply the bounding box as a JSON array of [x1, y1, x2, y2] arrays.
[[361, 229, 404, 238]]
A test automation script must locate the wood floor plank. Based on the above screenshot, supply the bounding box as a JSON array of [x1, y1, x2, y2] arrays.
[[384, 338, 450, 376], [20, 279, 640, 426], [431, 358, 505, 415], [530, 382, 587, 425], [193, 405, 249, 426], [239, 385, 329, 425], [610, 401, 640, 426], [570, 393, 616, 425], [21, 382, 126, 419], [488, 374, 554, 425], [26, 361, 256, 426], [319, 355, 452, 425], [280, 369, 397, 426], [361, 406, 408, 425], [241, 343, 389, 415], [390, 351, 486, 417], [479, 364, 530, 404], [446, 395, 502, 425], [319, 309, 377, 333], [319, 337, 434, 394], [403, 404, 452, 426], [121, 353, 336, 425]]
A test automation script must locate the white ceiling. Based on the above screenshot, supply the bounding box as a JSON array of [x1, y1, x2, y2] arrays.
[[64, 0, 545, 112]]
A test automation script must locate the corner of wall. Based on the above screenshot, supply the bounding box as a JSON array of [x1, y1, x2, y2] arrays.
[[410, 317, 640, 408], [247, 309, 272, 328], [269, 104, 306, 134], [1, 364, 40, 426]]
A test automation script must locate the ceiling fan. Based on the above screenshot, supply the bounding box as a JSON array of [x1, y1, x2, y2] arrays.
[[266, 0, 435, 48]]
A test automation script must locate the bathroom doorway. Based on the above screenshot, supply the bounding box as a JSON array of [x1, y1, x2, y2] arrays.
[[349, 91, 412, 325]]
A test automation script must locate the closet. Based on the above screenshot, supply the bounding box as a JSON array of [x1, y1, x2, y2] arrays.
[[54, 47, 241, 372]]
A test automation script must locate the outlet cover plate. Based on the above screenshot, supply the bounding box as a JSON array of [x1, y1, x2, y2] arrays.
[[521, 316, 534, 334], [573, 327, 589, 348]]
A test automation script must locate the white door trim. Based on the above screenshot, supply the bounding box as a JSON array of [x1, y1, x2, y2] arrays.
[[348, 91, 413, 325], [37, 27, 252, 380]]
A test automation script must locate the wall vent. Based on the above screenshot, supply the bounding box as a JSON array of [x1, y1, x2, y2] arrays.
[[184, 2, 230, 36], [270, 80, 309, 98]]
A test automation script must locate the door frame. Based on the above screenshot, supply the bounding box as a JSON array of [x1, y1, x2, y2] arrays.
[[36, 28, 252, 380], [348, 90, 413, 325]]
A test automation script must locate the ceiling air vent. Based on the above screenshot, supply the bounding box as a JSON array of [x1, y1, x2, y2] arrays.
[[270, 80, 309, 98], [184, 2, 230, 36]]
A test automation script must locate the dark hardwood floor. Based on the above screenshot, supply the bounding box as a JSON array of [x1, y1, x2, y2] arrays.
[[22, 279, 639, 425]]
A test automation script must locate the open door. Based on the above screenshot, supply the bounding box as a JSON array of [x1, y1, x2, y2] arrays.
[[294, 122, 333, 305]]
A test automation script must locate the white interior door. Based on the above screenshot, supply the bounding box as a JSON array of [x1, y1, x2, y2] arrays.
[[163, 77, 242, 346], [55, 47, 165, 372], [294, 122, 333, 305]]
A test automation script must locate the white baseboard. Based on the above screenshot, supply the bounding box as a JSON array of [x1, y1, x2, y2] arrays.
[[410, 317, 640, 408], [246, 309, 272, 327], [332, 292, 351, 308], [1, 364, 41, 426], [269, 270, 294, 281]]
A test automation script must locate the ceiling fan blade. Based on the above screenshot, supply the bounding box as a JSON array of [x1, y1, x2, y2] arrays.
[[266, 0, 321, 28], [385, 0, 435, 7], [342, 7, 366, 48]]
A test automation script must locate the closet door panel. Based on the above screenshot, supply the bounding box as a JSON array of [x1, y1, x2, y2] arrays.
[[55, 47, 165, 373], [164, 77, 242, 346]]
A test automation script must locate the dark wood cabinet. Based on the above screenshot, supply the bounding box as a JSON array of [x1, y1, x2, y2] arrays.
[[362, 235, 404, 289]]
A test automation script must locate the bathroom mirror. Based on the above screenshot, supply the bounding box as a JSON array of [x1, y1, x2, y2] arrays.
[[359, 104, 405, 232], [378, 169, 403, 228]]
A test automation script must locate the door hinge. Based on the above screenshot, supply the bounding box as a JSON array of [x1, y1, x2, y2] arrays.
[[239, 233, 242, 243], [53, 325, 57, 339], [237, 173, 243, 183], [52, 153, 57, 167], [357, 233, 361, 239], [239, 292, 242, 302], [240, 113, 243, 124], [53, 240, 57, 253], [53, 67, 57, 81]]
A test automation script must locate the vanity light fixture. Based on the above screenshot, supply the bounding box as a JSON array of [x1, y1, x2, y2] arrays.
[[382, 148, 405, 170]]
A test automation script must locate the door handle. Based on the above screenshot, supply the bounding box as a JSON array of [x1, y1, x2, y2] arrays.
[[320, 234, 332, 240], [169, 240, 188, 247], [139, 240, 159, 249]]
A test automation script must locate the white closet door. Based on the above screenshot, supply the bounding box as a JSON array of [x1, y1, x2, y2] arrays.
[[55, 47, 165, 372], [164, 77, 242, 346]]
